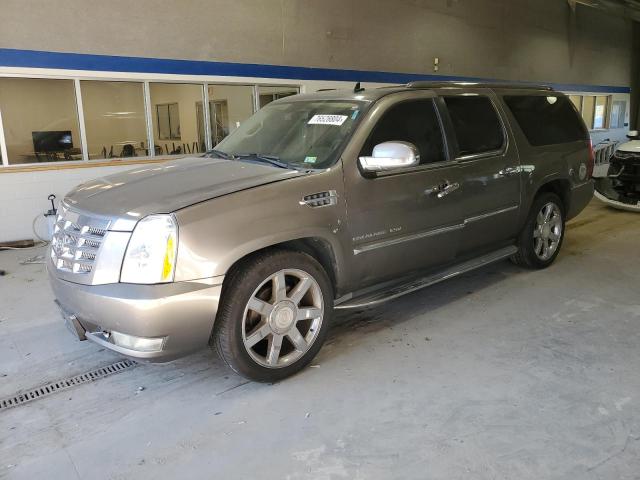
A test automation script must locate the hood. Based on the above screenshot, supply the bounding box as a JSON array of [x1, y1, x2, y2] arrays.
[[64, 156, 307, 229], [617, 140, 640, 153]]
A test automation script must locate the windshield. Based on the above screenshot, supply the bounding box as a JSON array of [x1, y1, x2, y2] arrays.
[[212, 100, 366, 169]]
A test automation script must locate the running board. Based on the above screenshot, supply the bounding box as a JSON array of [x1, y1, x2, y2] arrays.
[[334, 245, 518, 310]]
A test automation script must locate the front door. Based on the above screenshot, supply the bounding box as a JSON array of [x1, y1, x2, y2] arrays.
[[343, 93, 464, 288]]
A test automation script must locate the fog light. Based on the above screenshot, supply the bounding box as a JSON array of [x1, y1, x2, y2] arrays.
[[110, 330, 166, 352]]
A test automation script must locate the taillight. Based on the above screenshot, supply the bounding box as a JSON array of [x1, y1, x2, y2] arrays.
[[586, 139, 595, 179]]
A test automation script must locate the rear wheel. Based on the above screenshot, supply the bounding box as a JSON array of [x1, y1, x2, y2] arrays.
[[213, 250, 332, 382], [512, 192, 565, 269]]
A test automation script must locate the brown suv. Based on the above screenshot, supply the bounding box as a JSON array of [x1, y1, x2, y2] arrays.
[[48, 81, 594, 381]]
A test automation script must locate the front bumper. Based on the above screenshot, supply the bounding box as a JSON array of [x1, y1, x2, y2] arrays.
[[48, 264, 224, 362]]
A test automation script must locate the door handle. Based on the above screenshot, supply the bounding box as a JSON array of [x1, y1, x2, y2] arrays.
[[436, 182, 460, 198], [498, 166, 520, 177], [425, 181, 460, 198]]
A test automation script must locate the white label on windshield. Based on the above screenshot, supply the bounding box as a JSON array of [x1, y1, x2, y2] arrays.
[[308, 114, 348, 126]]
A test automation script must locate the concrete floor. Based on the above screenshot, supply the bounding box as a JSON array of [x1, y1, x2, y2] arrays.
[[1, 199, 639, 480]]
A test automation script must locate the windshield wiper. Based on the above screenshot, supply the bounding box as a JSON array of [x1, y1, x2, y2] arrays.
[[234, 153, 291, 169], [204, 149, 234, 160]]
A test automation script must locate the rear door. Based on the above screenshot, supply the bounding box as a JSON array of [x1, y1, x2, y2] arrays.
[[438, 91, 522, 257]]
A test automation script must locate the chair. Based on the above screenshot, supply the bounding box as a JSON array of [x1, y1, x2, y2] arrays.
[[119, 144, 136, 158]]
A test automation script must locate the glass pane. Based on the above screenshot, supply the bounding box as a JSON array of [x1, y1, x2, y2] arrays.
[[362, 100, 445, 164], [81, 81, 147, 159], [582, 96, 595, 129], [258, 85, 300, 109], [593, 96, 608, 129], [207, 84, 255, 145], [610, 101, 626, 129], [149, 83, 204, 156], [0, 78, 83, 165], [504, 95, 586, 146], [443, 96, 504, 155], [215, 100, 364, 169]]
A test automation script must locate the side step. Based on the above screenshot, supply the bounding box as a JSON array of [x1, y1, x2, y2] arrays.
[[334, 245, 518, 310]]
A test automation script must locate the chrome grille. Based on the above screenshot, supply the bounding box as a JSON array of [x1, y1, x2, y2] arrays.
[[50, 206, 109, 277]]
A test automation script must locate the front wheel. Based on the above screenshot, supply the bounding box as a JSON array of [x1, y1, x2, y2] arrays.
[[512, 192, 565, 269], [213, 250, 333, 382]]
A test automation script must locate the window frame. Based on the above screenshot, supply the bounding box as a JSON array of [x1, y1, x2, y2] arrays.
[[0, 72, 301, 170], [357, 95, 453, 177], [439, 92, 508, 161]]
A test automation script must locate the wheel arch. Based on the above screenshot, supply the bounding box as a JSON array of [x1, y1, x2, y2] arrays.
[[535, 178, 571, 214], [221, 236, 342, 298]]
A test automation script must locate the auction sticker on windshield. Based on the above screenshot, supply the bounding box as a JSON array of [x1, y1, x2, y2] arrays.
[[308, 114, 348, 126]]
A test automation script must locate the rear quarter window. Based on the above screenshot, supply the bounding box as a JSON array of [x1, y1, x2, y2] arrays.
[[503, 95, 586, 146]]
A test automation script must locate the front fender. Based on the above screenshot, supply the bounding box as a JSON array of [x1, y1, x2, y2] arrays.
[[172, 168, 349, 286]]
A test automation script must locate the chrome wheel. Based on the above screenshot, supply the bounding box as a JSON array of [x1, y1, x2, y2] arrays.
[[533, 202, 563, 261], [242, 268, 324, 369]]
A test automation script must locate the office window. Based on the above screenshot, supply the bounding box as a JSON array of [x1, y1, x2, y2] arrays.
[[149, 83, 204, 156], [81, 81, 147, 159], [258, 86, 299, 108], [610, 101, 626, 129], [568, 95, 582, 112], [581, 96, 595, 129], [362, 100, 445, 164], [443, 96, 504, 156], [504, 95, 586, 146], [206, 84, 255, 145], [580, 96, 611, 130], [593, 96, 609, 129], [0, 78, 83, 165]]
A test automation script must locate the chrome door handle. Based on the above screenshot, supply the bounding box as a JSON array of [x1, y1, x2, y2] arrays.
[[436, 182, 460, 198], [498, 166, 520, 177]]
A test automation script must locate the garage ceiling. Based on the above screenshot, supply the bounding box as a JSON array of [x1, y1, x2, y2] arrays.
[[570, 0, 640, 22]]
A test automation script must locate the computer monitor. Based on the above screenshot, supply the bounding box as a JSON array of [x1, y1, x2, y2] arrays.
[[32, 131, 74, 152]]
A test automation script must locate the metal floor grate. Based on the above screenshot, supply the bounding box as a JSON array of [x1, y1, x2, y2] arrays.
[[0, 359, 137, 411]]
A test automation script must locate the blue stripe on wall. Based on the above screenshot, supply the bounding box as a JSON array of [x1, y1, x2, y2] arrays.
[[0, 48, 631, 94]]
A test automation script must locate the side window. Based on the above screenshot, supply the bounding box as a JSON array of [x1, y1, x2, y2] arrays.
[[503, 95, 587, 146], [443, 96, 504, 156], [362, 99, 445, 165]]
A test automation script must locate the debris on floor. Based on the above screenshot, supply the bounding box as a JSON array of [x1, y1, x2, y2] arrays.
[[19, 255, 45, 265]]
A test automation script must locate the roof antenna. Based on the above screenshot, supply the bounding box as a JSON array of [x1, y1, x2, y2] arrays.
[[354, 82, 365, 93]]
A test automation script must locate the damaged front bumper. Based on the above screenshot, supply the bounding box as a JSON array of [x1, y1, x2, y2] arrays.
[[49, 263, 224, 362]]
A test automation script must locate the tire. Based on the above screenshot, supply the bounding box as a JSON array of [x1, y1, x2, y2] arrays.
[[212, 249, 333, 382], [511, 192, 565, 269]]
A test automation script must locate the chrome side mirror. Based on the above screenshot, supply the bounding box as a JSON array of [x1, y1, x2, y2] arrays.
[[359, 141, 420, 174]]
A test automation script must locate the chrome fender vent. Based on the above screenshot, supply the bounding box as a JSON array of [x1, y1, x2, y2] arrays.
[[300, 190, 337, 208]]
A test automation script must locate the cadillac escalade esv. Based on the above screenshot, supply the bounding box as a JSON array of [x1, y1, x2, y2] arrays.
[[49, 81, 594, 381]]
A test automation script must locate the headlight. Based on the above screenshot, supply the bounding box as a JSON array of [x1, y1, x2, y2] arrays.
[[120, 215, 178, 284]]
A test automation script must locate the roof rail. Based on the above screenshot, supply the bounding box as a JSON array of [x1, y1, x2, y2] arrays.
[[406, 81, 554, 91]]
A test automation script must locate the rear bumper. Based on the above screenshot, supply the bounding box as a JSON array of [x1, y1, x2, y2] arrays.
[[567, 180, 594, 220], [48, 265, 224, 362]]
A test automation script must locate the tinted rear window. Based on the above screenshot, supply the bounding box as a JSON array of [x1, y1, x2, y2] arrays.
[[443, 96, 504, 156], [504, 95, 586, 146]]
